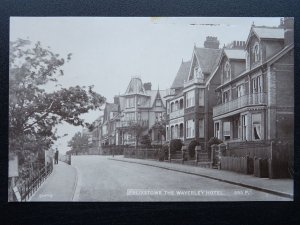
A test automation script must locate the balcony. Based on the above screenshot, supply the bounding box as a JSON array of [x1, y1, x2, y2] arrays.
[[169, 109, 184, 120], [183, 77, 204, 88], [213, 92, 267, 117], [116, 120, 149, 129]]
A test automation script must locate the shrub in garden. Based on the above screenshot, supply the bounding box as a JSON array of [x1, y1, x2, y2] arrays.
[[208, 137, 223, 147], [208, 137, 223, 159], [188, 140, 200, 158], [169, 139, 183, 154]]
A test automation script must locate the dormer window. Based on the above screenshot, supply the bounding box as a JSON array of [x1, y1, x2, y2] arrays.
[[224, 61, 231, 80], [194, 66, 199, 78], [193, 66, 203, 79], [155, 99, 162, 107], [253, 42, 260, 62]]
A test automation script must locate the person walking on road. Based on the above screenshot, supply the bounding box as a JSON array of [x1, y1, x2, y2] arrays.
[[55, 149, 59, 164]]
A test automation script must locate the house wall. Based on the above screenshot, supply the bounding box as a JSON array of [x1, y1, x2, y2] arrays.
[[263, 40, 284, 60], [231, 61, 246, 80]]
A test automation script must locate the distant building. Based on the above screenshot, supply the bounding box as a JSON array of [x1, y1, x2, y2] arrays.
[[116, 77, 167, 146], [100, 102, 119, 146]]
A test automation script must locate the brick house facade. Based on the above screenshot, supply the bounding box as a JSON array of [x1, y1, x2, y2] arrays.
[[212, 18, 294, 144]]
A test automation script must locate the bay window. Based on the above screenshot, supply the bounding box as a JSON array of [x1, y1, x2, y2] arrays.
[[186, 90, 195, 108]]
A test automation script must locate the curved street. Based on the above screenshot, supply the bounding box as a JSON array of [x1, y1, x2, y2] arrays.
[[71, 155, 290, 201]]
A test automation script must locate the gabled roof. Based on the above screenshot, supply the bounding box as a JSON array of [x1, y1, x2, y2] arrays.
[[215, 43, 294, 91], [246, 26, 284, 48], [253, 27, 284, 39], [143, 89, 167, 108], [224, 49, 246, 60], [194, 47, 222, 74], [171, 60, 191, 89]]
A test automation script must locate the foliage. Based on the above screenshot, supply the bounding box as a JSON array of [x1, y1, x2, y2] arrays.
[[140, 134, 151, 147], [67, 132, 90, 155], [9, 39, 106, 156], [188, 140, 200, 158], [208, 137, 223, 147], [151, 119, 166, 138], [127, 121, 146, 147], [9, 39, 106, 183], [169, 139, 183, 154]]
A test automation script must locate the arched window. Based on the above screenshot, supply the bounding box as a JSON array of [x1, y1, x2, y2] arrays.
[[179, 123, 184, 138], [175, 101, 179, 111], [224, 61, 231, 80], [171, 126, 174, 139], [171, 102, 174, 112], [175, 125, 179, 139], [253, 43, 260, 62], [179, 99, 184, 109]]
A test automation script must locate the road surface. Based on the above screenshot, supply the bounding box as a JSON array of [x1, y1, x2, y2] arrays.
[[71, 156, 290, 201]]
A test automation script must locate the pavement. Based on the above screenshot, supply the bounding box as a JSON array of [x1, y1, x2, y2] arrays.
[[109, 155, 294, 199], [71, 155, 292, 201], [29, 161, 77, 202]]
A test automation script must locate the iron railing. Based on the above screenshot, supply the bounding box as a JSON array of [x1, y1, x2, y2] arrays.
[[213, 92, 267, 117], [18, 163, 53, 202]]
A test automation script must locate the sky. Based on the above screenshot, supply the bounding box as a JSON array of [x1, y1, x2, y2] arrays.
[[10, 17, 281, 154]]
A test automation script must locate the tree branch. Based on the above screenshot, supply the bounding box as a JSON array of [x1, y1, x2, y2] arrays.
[[23, 100, 55, 132]]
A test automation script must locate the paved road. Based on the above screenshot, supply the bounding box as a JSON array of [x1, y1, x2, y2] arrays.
[[71, 156, 290, 201]]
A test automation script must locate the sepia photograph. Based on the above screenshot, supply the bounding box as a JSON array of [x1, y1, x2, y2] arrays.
[[8, 17, 294, 202]]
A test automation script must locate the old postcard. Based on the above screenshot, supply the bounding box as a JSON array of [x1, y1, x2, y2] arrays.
[[8, 17, 294, 202]]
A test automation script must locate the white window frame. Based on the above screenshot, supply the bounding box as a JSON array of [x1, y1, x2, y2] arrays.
[[252, 113, 262, 140], [253, 43, 260, 62], [199, 119, 204, 138], [185, 119, 195, 138], [199, 89, 204, 106], [155, 99, 162, 107], [224, 61, 231, 80], [185, 90, 195, 108], [242, 115, 248, 140]]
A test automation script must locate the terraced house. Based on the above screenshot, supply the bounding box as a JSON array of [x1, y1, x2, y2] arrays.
[[212, 18, 294, 144], [166, 36, 222, 150], [100, 102, 120, 146]]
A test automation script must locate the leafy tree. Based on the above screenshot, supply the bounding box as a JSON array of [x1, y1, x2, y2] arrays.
[[151, 119, 166, 146], [67, 132, 90, 155], [127, 122, 146, 147], [9, 39, 106, 178]]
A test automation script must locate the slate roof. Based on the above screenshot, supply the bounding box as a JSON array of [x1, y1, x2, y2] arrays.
[[171, 60, 191, 89], [253, 27, 284, 39], [125, 77, 145, 94], [224, 49, 246, 60], [144, 89, 167, 108], [194, 47, 222, 75]]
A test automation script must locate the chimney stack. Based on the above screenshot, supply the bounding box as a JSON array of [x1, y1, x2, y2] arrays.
[[143, 82, 152, 91], [204, 36, 220, 49], [283, 17, 294, 46], [114, 96, 119, 105]]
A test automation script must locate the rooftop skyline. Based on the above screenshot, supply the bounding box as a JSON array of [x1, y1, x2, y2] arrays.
[[10, 17, 281, 153]]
